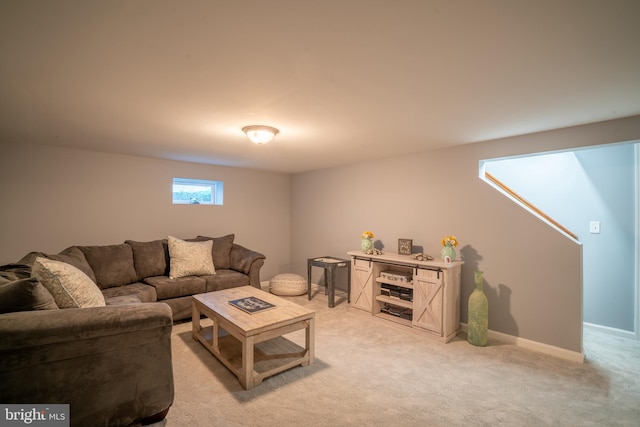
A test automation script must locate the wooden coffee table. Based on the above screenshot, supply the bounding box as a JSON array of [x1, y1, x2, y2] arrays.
[[192, 286, 315, 389]]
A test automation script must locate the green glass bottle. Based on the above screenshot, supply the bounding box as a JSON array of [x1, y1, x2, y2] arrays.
[[467, 271, 488, 346]]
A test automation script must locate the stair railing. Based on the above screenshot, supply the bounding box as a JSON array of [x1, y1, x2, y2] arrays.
[[484, 171, 578, 240]]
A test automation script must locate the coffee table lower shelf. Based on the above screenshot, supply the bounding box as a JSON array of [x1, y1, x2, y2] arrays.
[[194, 326, 309, 388]]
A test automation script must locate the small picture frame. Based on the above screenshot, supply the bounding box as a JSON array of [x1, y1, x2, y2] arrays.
[[398, 238, 413, 255]]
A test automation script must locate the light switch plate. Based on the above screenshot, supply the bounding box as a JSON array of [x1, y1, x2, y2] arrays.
[[589, 221, 600, 234]]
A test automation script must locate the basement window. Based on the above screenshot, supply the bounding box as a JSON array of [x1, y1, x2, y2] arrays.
[[172, 178, 223, 205]]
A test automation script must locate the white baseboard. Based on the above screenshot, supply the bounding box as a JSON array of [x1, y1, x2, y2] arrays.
[[583, 321, 638, 340], [460, 323, 585, 363]]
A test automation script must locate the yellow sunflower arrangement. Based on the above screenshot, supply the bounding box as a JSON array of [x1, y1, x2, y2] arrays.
[[441, 235, 458, 247], [361, 231, 375, 239]]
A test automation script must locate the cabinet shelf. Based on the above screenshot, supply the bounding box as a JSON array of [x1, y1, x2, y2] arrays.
[[375, 277, 413, 289], [375, 295, 413, 309]]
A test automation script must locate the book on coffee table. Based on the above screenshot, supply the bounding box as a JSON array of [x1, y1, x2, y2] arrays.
[[229, 296, 275, 314]]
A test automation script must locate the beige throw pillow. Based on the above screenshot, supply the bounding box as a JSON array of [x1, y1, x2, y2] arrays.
[[32, 257, 106, 309], [168, 236, 215, 279]]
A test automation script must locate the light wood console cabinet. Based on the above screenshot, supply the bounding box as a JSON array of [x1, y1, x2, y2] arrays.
[[347, 251, 463, 342]]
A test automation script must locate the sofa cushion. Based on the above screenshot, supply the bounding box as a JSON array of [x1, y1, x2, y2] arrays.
[[125, 239, 170, 281], [49, 246, 98, 283], [0, 263, 33, 282], [32, 257, 106, 309], [168, 236, 215, 279], [78, 244, 138, 289], [105, 294, 142, 305], [143, 275, 206, 300], [101, 282, 158, 303], [0, 277, 59, 313], [16, 248, 97, 283], [201, 270, 250, 292], [192, 234, 235, 270], [17, 251, 46, 267]]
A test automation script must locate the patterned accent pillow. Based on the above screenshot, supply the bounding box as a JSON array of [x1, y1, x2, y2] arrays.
[[32, 257, 106, 309], [168, 236, 215, 279]]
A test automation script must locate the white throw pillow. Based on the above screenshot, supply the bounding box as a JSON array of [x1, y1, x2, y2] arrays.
[[168, 236, 215, 279], [32, 257, 106, 309]]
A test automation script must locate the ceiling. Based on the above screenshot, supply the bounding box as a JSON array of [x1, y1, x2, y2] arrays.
[[1, 1, 639, 174]]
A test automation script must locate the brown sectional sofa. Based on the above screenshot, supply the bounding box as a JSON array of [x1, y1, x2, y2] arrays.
[[0, 234, 265, 427]]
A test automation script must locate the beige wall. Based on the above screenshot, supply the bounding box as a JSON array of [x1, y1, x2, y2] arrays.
[[0, 142, 291, 281], [2, 116, 639, 353], [290, 116, 640, 353]]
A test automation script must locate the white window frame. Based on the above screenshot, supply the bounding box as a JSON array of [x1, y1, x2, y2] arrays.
[[172, 178, 223, 205]]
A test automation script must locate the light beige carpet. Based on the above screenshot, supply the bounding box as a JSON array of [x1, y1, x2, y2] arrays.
[[163, 289, 640, 426]]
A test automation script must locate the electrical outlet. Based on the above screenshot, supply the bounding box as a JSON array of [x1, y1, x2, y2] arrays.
[[589, 221, 600, 234]]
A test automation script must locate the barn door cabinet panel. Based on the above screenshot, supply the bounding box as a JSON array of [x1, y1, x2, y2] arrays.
[[347, 251, 462, 342], [350, 257, 375, 312], [412, 268, 444, 334]]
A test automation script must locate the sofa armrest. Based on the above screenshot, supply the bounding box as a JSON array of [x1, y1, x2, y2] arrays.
[[229, 243, 266, 288], [0, 303, 174, 426]]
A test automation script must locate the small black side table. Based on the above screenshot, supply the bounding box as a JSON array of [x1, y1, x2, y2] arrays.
[[307, 256, 351, 308]]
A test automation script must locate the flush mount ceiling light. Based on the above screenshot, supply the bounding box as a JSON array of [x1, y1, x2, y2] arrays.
[[242, 125, 279, 144]]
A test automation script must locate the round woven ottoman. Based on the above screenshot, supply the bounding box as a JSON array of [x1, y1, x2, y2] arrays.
[[269, 273, 307, 296]]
